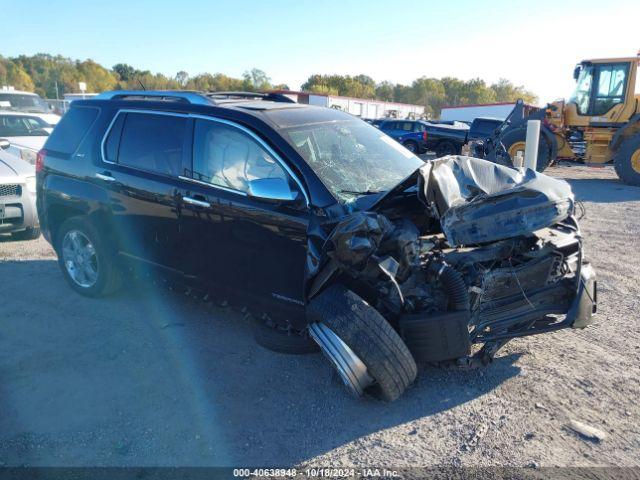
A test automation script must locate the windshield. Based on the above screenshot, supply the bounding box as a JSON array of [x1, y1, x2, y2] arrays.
[[569, 65, 593, 115], [284, 119, 424, 204], [0, 93, 51, 113]]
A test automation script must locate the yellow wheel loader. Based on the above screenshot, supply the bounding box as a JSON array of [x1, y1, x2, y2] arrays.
[[484, 54, 640, 185]]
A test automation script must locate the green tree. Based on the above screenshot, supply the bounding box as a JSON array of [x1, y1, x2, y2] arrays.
[[112, 63, 137, 82], [77, 59, 117, 92], [242, 68, 271, 91], [491, 78, 537, 104], [175, 70, 189, 87], [375, 81, 395, 101], [0, 57, 35, 91]]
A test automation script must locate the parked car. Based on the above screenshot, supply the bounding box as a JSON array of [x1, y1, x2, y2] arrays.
[[0, 89, 61, 126], [37, 91, 597, 401], [0, 112, 51, 165], [377, 119, 469, 156], [376, 119, 427, 154], [0, 139, 40, 240]]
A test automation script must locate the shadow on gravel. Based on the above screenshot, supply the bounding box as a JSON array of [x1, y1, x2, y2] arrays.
[[566, 178, 640, 203], [0, 259, 521, 466], [124, 281, 523, 466]]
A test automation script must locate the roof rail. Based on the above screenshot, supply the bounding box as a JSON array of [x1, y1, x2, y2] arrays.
[[93, 90, 214, 106], [93, 90, 296, 106], [206, 91, 296, 103]]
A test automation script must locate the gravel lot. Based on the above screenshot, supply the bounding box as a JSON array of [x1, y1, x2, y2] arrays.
[[0, 164, 638, 468]]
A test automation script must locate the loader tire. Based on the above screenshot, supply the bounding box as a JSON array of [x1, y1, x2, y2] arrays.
[[307, 284, 417, 402], [613, 135, 640, 186], [500, 127, 555, 172]]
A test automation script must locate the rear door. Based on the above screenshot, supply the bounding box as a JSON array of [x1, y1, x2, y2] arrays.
[[177, 117, 309, 316], [99, 110, 188, 272]]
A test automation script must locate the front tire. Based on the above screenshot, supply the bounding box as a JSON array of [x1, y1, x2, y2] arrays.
[[500, 127, 555, 172], [613, 134, 640, 186], [307, 284, 417, 401], [403, 140, 418, 154], [55, 216, 122, 297]]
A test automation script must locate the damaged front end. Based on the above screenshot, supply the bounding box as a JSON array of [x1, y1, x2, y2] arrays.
[[307, 156, 597, 366]]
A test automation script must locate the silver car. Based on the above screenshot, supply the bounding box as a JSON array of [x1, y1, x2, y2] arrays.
[[0, 138, 39, 240]]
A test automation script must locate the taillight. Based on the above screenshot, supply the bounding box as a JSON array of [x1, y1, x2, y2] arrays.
[[422, 131, 428, 141], [36, 149, 46, 173]]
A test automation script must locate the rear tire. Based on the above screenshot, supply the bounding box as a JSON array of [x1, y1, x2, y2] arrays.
[[435, 141, 458, 157], [307, 284, 417, 402], [55, 216, 122, 297], [251, 318, 319, 355], [11, 227, 40, 241], [613, 135, 640, 186]]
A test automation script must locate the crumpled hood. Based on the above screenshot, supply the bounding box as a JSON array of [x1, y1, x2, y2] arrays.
[[417, 156, 574, 246]]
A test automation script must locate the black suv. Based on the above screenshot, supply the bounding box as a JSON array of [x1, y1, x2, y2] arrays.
[[37, 91, 597, 401]]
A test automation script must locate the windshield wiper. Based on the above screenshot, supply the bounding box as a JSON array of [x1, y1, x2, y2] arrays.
[[339, 189, 383, 196]]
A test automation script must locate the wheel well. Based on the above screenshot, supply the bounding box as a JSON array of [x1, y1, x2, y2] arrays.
[[46, 204, 86, 248]]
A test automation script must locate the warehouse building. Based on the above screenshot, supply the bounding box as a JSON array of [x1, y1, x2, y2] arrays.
[[271, 90, 425, 119]]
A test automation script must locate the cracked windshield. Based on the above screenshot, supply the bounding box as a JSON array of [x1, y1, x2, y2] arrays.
[[285, 120, 424, 204]]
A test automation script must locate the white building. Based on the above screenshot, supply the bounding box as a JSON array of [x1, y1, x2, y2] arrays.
[[439, 102, 537, 122], [273, 90, 425, 119]]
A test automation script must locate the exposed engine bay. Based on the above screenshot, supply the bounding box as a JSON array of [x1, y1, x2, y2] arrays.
[[307, 157, 597, 366]]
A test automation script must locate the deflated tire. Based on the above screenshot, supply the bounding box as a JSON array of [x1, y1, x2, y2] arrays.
[[307, 284, 417, 401]]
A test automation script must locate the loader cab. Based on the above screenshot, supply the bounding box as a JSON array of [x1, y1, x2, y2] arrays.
[[566, 57, 638, 124]]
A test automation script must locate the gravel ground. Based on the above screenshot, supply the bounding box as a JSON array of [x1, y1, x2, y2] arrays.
[[0, 164, 638, 468]]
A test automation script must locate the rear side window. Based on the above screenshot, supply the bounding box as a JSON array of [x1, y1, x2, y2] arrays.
[[45, 106, 99, 154], [116, 112, 186, 176]]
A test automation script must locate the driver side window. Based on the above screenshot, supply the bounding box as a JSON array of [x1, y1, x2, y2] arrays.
[[192, 119, 289, 193]]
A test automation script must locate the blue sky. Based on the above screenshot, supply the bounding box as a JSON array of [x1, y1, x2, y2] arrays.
[[3, 0, 638, 103]]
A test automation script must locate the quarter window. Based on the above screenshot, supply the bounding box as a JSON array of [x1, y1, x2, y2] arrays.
[[44, 107, 99, 154], [117, 112, 186, 176], [191, 119, 289, 193]]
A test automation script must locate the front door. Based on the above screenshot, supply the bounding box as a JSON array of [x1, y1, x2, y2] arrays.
[[177, 117, 309, 318]]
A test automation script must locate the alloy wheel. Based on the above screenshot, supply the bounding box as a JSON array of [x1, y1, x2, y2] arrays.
[[62, 230, 99, 288]]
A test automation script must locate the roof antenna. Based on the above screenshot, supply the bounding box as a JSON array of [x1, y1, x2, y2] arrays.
[[137, 79, 146, 91]]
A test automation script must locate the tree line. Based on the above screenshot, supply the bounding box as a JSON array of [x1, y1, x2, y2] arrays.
[[302, 75, 538, 116], [1, 54, 537, 117]]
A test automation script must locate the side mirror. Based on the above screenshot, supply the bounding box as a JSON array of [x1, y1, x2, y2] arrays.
[[247, 177, 300, 204], [0, 138, 10, 150]]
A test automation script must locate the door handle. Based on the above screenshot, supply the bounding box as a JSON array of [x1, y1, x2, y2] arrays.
[[95, 172, 115, 182], [183, 196, 211, 208]]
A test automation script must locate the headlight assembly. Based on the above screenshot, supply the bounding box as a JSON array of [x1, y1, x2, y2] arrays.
[[20, 148, 38, 165]]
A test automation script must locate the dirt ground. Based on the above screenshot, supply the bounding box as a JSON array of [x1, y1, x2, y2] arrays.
[[0, 164, 638, 468]]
